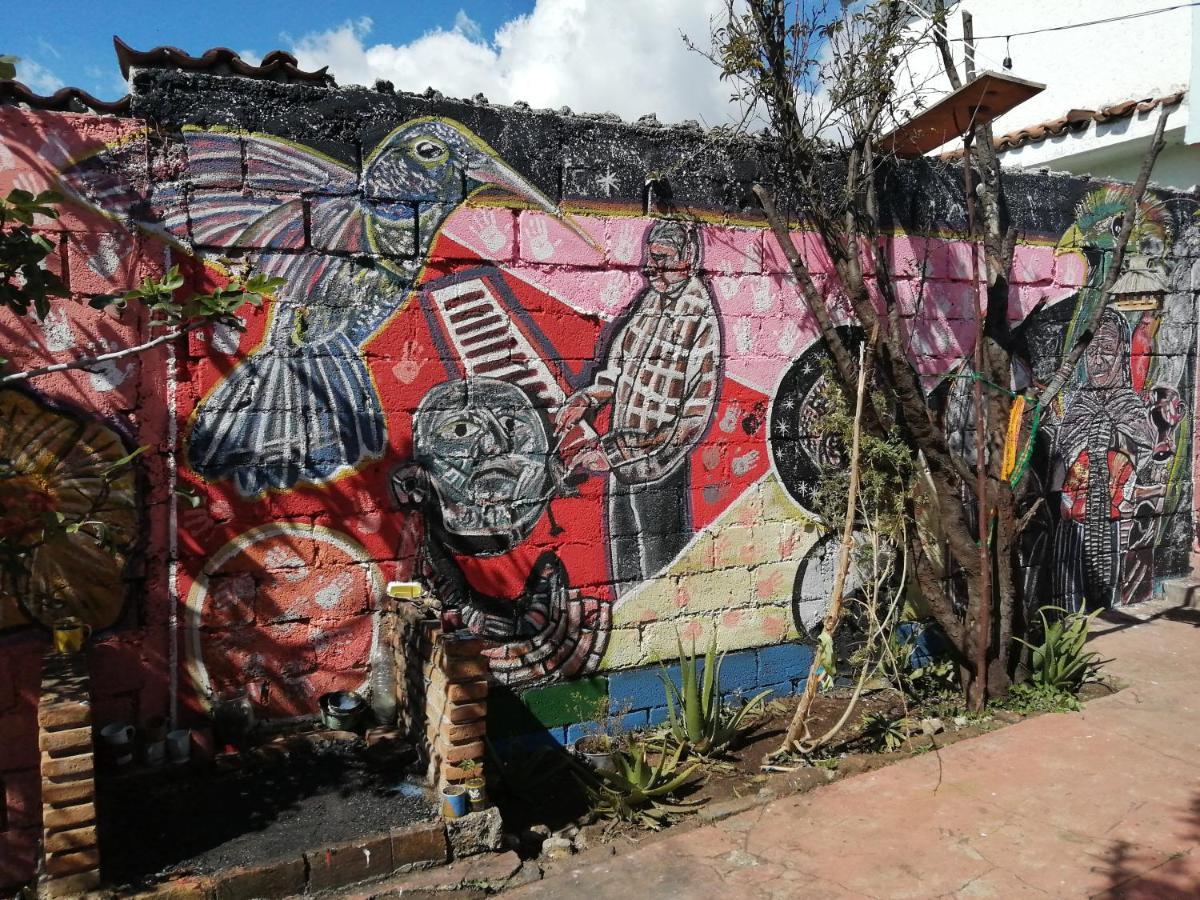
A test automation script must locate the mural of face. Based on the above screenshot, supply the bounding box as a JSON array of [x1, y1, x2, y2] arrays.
[[412, 378, 550, 555], [643, 220, 698, 295], [1083, 313, 1127, 389]]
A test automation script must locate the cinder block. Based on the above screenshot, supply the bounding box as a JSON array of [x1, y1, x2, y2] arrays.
[[608, 666, 671, 712], [758, 642, 813, 685]]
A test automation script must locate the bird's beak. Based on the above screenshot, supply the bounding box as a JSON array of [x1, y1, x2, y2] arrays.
[[467, 154, 602, 253], [1055, 223, 1085, 256]]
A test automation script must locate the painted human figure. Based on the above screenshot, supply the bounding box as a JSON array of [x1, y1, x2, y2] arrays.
[[1050, 309, 1164, 609], [555, 220, 721, 593]]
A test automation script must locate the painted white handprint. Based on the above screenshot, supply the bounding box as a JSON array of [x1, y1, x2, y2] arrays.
[[392, 339, 428, 384], [732, 449, 760, 476], [600, 273, 626, 309], [475, 209, 508, 254], [85, 340, 132, 392], [39, 308, 75, 352], [526, 216, 561, 261], [777, 320, 800, 355], [86, 233, 122, 279], [752, 277, 773, 312], [719, 402, 740, 433], [611, 222, 637, 264], [734, 318, 754, 355], [314, 572, 354, 610]]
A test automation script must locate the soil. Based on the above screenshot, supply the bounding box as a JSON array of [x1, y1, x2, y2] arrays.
[[493, 680, 1124, 864], [97, 733, 436, 886]]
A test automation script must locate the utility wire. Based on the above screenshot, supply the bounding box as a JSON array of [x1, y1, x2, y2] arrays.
[[943, 2, 1200, 41]]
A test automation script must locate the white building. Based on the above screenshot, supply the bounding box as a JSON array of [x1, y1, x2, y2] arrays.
[[906, 0, 1198, 189]]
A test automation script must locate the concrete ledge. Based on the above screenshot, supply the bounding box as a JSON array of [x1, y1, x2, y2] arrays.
[[129, 818, 452, 898]]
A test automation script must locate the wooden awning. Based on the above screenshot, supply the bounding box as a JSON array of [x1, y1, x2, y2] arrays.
[[876, 71, 1046, 158]]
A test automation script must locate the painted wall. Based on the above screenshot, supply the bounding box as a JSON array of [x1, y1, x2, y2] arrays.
[[0, 69, 1196, 887]]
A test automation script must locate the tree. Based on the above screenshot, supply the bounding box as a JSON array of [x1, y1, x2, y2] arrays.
[[710, 0, 1167, 729]]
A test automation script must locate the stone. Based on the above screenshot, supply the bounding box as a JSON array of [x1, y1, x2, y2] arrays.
[[541, 836, 574, 860], [445, 806, 504, 858], [920, 717, 945, 736]]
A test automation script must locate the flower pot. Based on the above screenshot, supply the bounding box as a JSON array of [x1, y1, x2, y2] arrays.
[[571, 736, 618, 773], [319, 691, 367, 732], [441, 784, 469, 818], [464, 776, 488, 811]]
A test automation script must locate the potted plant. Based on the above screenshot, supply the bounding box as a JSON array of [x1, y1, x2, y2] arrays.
[[461, 758, 488, 811], [570, 698, 630, 773]]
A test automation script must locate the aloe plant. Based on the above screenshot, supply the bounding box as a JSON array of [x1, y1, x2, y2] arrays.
[[660, 631, 770, 757], [579, 742, 701, 827], [1017, 606, 1103, 693]]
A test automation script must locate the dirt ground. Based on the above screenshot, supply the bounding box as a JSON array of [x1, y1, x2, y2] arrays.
[[97, 734, 435, 886]]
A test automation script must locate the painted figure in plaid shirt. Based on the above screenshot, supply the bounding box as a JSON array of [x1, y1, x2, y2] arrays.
[[555, 219, 721, 593]]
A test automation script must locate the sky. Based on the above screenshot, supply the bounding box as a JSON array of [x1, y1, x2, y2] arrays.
[[5, 0, 743, 125]]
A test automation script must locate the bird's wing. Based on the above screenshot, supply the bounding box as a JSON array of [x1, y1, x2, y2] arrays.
[[60, 129, 370, 257]]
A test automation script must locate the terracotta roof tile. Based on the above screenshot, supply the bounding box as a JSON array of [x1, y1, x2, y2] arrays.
[[112, 36, 335, 87], [0, 80, 130, 115], [940, 90, 1185, 161]]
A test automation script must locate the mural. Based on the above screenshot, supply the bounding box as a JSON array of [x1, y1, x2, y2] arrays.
[[0, 389, 138, 631], [1, 97, 1193, 727], [1031, 188, 1197, 610], [60, 120, 592, 498]]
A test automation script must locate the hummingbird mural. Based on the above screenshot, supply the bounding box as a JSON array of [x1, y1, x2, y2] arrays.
[[60, 118, 593, 496]]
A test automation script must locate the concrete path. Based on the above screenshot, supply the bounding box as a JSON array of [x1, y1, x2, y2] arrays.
[[508, 597, 1200, 899]]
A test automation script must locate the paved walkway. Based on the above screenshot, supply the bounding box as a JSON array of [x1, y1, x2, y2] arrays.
[[509, 596, 1200, 899]]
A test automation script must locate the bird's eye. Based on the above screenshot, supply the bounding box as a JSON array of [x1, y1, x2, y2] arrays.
[[1110, 214, 1125, 237], [413, 139, 447, 162]]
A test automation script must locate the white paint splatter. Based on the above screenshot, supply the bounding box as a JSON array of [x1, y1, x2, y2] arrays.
[[611, 222, 638, 264], [314, 572, 354, 610], [263, 546, 308, 582], [86, 233, 122, 279], [39, 308, 75, 352], [85, 341, 131, 392]]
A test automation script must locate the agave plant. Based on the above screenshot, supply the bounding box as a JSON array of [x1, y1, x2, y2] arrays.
[[578, 742, 701, 828], [660, 632, 770, 757], [1017, 606, 1103, 693]]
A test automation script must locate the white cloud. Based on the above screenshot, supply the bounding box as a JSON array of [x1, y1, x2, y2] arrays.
[[17, 59, 64, 95], [287, 1, 742, 125]]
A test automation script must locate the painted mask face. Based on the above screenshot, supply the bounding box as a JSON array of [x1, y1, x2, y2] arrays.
[[413, 378, 550, 555], [1085, 317, 1125, 389]]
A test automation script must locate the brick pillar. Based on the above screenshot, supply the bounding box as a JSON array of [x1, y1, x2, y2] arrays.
[[37, 654, 100, 898], [422, 630, 488, 791]]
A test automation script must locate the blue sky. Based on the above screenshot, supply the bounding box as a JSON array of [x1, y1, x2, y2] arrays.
[[6, 1, 532, 99], [3, 0, 740, 124]]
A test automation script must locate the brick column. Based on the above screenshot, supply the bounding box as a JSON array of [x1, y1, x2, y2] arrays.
[[422, 629, 488, 791], [37, 654, 100, 898]]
